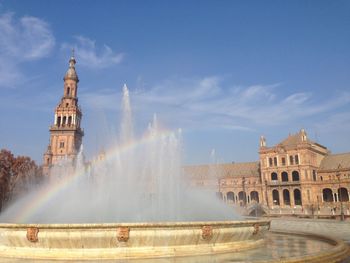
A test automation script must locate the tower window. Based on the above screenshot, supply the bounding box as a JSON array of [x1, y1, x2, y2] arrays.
[[295, 155, 299, 164], [67, 87, 70, 96], [59, 142, 65, 148], [289, 155, 294, 165], [57, 116, 61, 127], [269, 158, 273, 167], [66, 103, 69, 107], [281, 157, 286, 166], [273, 157, 277, 166]]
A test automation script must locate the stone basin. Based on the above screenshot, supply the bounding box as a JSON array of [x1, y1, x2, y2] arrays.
[[0, 219, 270, 260]]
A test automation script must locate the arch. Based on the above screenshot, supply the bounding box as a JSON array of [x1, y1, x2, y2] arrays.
[[283, 189, 291, 205], [271, 172, 278, 181], [226, 191, 235, 202], [57, 116, 61, 127], [238, 191, 247, 206], [338, 188, 349, 202], [250, 191, 259, 203], [293, 189, 302, 205], [272, 189, 280, 205], [281, 171, 288, 182], [67, 87, 70, 96], [323, 188, 333, 202], [292, 171, 300, 181]]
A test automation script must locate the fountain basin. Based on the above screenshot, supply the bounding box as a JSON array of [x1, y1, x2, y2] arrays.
[[0, 220, 269, 260]]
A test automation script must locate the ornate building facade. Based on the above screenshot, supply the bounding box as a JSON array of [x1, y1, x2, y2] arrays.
[[43, 55, 84, 175], [185, 129, 350, 217]]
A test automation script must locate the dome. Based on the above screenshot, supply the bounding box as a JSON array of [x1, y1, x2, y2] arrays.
[[64, 56, 79, 82]]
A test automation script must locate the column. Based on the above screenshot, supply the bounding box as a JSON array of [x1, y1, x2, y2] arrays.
[[290, 189, 295, 207], [333, 192, 337, 202], [277, 190, 282, 207], [54, 113, 57, 125]]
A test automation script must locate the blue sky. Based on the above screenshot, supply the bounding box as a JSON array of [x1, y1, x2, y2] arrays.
[[0, 0, 349, 164]]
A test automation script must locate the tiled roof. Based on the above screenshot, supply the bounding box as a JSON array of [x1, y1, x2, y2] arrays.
[[184, 162, 260, 179], [319, 152, 350, 170]]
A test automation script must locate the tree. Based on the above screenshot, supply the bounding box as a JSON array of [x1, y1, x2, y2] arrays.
[[0, 149, 15, 210], [0, 149, 43, 211]]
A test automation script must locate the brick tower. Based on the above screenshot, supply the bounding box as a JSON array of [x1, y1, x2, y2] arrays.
[[43, 53, 84, 175]]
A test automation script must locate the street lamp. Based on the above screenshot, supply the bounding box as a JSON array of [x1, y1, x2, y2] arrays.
[[336, 172, 345, 221]]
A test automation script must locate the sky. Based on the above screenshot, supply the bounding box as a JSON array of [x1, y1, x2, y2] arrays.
[[0, 0, 349, 165]]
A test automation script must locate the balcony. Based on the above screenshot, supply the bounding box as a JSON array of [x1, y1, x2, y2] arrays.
[[50, 124, 84, 134], [267, 180, 301, 186]]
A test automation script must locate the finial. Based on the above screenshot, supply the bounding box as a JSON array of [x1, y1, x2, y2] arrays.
[[300, 128, 307, 142], [260, 135, 266, 147], [69, 48, 76, 68]]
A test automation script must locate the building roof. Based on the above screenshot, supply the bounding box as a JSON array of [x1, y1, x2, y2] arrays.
[[267, 129, 327, 151], [184, 162, 260, 179], [319, 152, 350, 170]]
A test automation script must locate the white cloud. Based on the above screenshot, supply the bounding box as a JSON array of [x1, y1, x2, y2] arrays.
[[80, 77, 350, 133], [61, 36, 123, 69], [0, 12, 55, 88]]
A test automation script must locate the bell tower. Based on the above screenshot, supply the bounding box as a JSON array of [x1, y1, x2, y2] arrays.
[[43, 52, 84, 175]]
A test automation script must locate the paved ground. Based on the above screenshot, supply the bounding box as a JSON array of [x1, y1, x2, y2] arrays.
[[269, 217, 350, 244]]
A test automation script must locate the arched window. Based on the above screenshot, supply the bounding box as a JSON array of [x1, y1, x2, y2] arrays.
[[269, 158, 273, 167], [273, 157, 277, 166], [250, 191, 259, 203], [67, 87, 70, 96], [272, 189, 280, 205], [294, 189, 302, 205], [62, 116, 67, 127], [227, 192, 235, 202], [271, 172, 278, 181], [281, 171, 288, 182], [292, 171, 300, 181], [68, 116, 72, 126], [323, 188, 333, 202], [283, 189, 290, 205], [338, 188, 349, 202]]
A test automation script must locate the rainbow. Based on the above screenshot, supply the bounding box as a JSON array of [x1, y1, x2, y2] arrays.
[[14, 129, 178, 223]]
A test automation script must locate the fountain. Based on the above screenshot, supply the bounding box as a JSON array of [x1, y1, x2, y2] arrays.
[[0, 85, 348, 262]]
